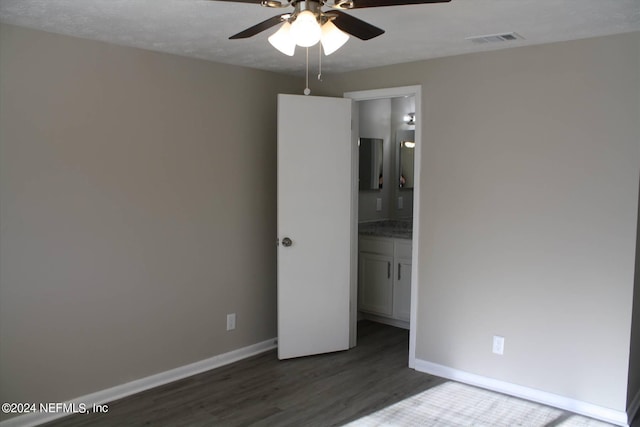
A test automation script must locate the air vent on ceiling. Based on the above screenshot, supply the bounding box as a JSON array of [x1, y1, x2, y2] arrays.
[[466, 32, 524, 44]]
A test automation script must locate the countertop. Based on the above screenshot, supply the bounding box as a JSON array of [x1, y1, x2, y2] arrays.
[[358, 220, 413, 239]]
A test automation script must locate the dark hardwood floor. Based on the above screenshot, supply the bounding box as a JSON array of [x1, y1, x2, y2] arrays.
[[44, 321, 444, 426]]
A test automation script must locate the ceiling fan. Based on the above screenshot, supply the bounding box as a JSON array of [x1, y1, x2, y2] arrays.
[[212, 0, 451, 56]]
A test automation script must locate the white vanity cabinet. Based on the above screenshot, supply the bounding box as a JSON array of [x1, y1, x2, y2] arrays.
[[358, 235, 412, 326], [358, 238, 394, 316], [393, 240, 412, 322]]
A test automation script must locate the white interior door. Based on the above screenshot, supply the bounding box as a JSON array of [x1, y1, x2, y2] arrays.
[[277, 94, 353, 360]]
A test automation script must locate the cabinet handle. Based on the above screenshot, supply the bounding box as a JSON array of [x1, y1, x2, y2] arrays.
[[387, 262, 391, 279], [398, 263, 401, 280]]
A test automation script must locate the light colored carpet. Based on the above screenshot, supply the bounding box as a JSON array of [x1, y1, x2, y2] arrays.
[[345, 381, 614, 427]]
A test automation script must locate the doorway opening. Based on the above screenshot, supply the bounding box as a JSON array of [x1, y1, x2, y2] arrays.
[[345, 86, 422, 369]]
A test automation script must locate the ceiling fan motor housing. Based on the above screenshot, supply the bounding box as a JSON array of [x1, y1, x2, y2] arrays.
[[261, 0, 353, 9]]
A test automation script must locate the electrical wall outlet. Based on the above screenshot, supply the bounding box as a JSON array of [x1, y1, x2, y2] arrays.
[[492, 335, 505, 355], [226, 313, 236, 331], [398, 196, 403, 210], [376, 198, 382, 211]]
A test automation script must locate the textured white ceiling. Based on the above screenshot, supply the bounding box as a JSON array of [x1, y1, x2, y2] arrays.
[[1, 0, 639, 76]]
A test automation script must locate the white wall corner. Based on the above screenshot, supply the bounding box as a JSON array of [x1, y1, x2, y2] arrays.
[[0, 338, 277, 427], [413, 358, 629, 427]]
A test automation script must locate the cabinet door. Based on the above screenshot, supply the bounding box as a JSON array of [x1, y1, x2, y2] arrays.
[[358, 253, 394, 316], [393, 258, 412, 322]]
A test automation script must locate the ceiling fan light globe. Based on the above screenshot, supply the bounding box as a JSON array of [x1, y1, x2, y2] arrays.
[[290, 10, 321, 47], [268, 22, 296, 56], [320, 20, 349, 55]]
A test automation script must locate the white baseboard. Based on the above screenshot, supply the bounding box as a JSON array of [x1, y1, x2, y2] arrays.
[[414, 358, 630, 427], [0, 338, 277, 427], [628, 388, 640, 426]]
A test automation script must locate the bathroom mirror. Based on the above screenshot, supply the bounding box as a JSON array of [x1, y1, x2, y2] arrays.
[[397, 130, 415, 189], [359, 138, 384, 190]]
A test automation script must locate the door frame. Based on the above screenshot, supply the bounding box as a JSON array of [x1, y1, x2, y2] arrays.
[[344, 85, 422, 368]]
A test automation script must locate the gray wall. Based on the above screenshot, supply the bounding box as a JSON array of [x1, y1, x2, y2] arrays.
[[629, 182, 640, 408], [628, 34, 640, 410], [326, 32, 640, 411], [0, 22, 301, 414]]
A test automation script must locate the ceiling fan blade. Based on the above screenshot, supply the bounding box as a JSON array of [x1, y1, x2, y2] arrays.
[[329, 10, 384, 40], [350, 0, 450, 8], [229, 14, 286, 39]]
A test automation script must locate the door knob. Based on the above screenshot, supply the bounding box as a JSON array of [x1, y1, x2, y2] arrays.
[[282, 237, 293, 247]]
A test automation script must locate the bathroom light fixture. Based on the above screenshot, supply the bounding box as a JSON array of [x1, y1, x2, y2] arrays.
[[402, 141, 416, 148], [403, 113, 416, 125]]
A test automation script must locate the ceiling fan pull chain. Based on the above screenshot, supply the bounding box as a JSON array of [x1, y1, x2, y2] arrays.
[[318, 44, 323, 81], [304, 47, 311, 95]]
